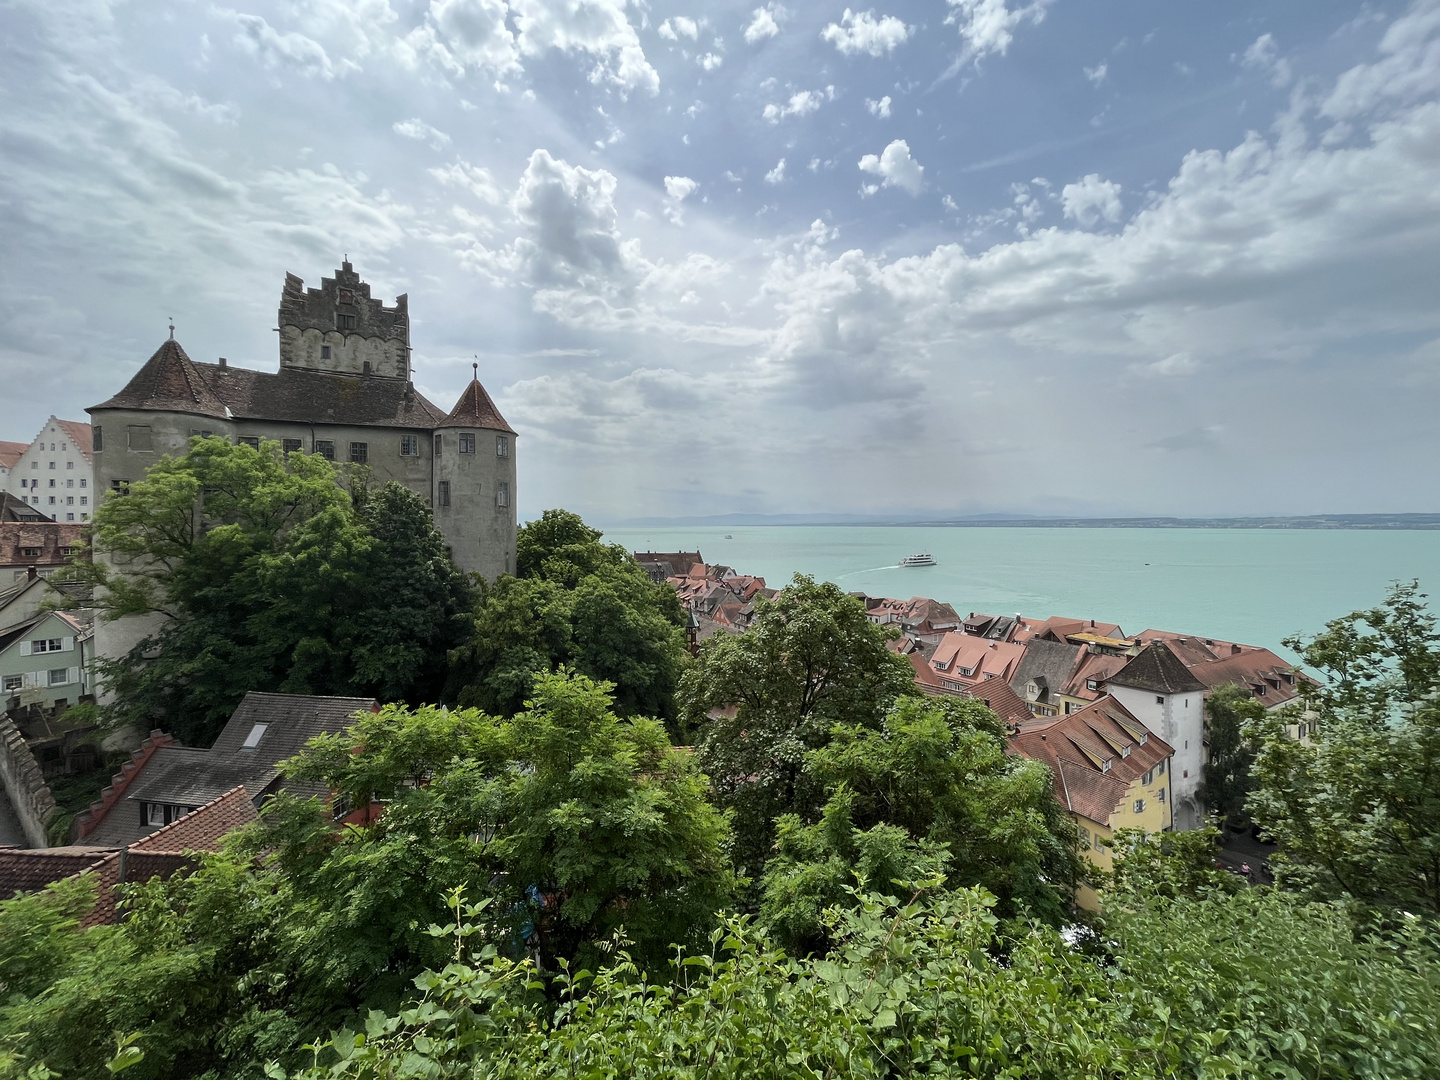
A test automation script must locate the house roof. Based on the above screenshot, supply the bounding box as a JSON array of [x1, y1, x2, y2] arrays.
[[0, 491, 52, 522], [1010, 696, 1173, 825], [131, 785, 257, 853], [0, 441, 26, 469], [1010, 638, 1082, 704], [91, 339, 448, 429], [967, 679, 1035, 726], [0, 612, 47, 654], [1109, 641, 1207, 695], [0, 847, 114, 900], [930, 634, 1026, 684], [440, 375, 515, 434], [54, 420, 94, 463]]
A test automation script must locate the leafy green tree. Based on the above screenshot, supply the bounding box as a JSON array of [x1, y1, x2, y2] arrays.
[[681, 574, 915, 877], [1284, 579, 1440, 723], [1107, 826, 1240, 903], [1249, 699, 1440, 915], [1201, 683, 1266, 830], [760, 695, 1080, 952], [449, 510, 687, 721], [84, 438, 471, 743]]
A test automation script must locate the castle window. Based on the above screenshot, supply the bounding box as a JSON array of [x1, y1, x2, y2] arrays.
[[93, 426, 102, 450], [496, 435, 509, 458], [282, 438, 302, 455], [66, 461, 73, 470], [438, 481, 451, 507], [49, 461, 55, 469], [314, 440, 335, 461], [496, 482, 509, 509], [459, 433, 475, 454], [66, 479, 73, 487], [434, 434, 442, 456], [363, 361, 371, 376], [336, 313, 358, 331], [48, 496, 55, 505], [189, 429, 213, 439], [49, 479, 55, 488], [79, 479, 86, 488], [401, 435, 418, 456], [239, 436, 260, 449], [349, 442, 368, 463], [66, 496, 73, 505], [128, 425, 154, 451], [110, 479, 131, 496], [80, 497, 87, 506], [1156, 695, 1165, 704], [321, 345, 332, 359]]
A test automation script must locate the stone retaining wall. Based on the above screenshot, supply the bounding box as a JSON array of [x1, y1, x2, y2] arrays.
[[0, 714, 57, 848]]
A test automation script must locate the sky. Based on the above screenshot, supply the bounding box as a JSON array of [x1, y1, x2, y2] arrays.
[[1, 0, 1438, 521]]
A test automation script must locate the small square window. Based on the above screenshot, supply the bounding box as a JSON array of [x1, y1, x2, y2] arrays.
[[438, 480, 451, 507], [401, 435, 418, 456], [49, 668, 70, 686], [79, 479, 86, 488], [2, 674, 22, 692], [314, 440, 335, 461], [147, 803, 166, 827], [1156, 695, 1165, 705], [66, 513, 74, 521], [1133, 798, 1145, 814], [496, 435, 509, 458], [349, 442, 368, 463], [66, 461, 73, 470], [66, 496, 73, 505], [48, 461, 55, 469], [48, 496, 55, 505], [320, 345, 332, 359], [459, 433, 476, 454], [48, 479, 55, 488], [128, 425, 154, 451], [239, 436, 261, 449], [282, 438, 302, 455], [66, 479, 73, 488], [80, 496, 87, 506]]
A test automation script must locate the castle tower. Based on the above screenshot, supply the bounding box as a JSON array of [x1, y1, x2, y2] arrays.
[[277, 260, 410, 380], [433, 366, 517, 580]]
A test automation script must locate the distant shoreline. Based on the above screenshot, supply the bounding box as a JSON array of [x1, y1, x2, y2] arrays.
[[605, 514, 1440, 531]]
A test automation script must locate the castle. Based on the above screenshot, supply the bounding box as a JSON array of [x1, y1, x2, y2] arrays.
[[88, 260, 516, 589]]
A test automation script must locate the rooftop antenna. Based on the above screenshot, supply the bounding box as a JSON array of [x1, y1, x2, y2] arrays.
[[168, 317, 174, 340]]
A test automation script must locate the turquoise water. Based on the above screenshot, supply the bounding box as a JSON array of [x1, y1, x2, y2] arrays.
[[607, 526, 1440, 660]]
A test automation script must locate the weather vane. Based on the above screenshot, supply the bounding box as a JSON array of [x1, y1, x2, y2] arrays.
[[473, 355, 479, 380], [168, 317, 174, 340]]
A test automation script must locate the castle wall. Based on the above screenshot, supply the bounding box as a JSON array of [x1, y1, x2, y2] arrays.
[[433, 426, 516, 581]]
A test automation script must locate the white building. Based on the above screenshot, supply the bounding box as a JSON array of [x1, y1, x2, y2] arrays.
[[1106, 640, 1209, 831], [4, 418, 95, 523]]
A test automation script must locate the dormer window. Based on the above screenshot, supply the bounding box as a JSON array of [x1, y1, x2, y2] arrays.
[[1101, 758, 1112, 773], [1086, 679, 1100, 691]]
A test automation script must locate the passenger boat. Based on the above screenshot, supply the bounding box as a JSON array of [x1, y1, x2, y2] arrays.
[[899, 553, 937, 567]]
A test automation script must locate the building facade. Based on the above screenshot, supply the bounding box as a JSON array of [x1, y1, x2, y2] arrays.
[[86, 262, 517, 672], [2, 418, 94, 522]]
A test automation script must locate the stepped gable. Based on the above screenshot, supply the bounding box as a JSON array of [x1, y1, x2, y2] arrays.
[[92, 338, 231, 419], [441, 375, 515, 434], [55, 421, 94, 461], [200, 363, 446, 428], [1109, 641, 1206, 695]]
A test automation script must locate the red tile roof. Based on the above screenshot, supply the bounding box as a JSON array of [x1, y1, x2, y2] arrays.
[[54, 420, 94, 464], [441, 376, 515, 433], [1135, 629, 1311, 708], [0, 441, 26, 470], [0, 847, 114, 900], [131, 785, 257, 853], [1010, 696, 1173, 826]]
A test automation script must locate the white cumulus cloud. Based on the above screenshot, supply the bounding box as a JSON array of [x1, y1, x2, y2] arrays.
[[866, 95, 892, 117], [393, 117, 451, 148], [765, 157, 787, 183], [744, 4, 783, 43], [1084, 61, 1107, 86], [945, 0, 1054, 65], [1240, 33, 1293, 88], [1060, 173, 1122, 226], [820, 9, 910, 57], [763, 86, 833, 122], [658, 17, 698, 41], [858, 139, 925, 195], [226, 11, 347, 80]]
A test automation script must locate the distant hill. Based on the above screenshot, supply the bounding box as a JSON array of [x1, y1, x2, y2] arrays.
[[603, 512, 1440, 530]]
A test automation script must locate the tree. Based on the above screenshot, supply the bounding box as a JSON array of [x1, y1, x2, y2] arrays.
[[681, 574, 915, 877], [758, 695, 1080, 952], [448, 510, 687, 721], [1284, 579, 1440, 723], [1201, 684, 1265, 831], [84, 438, 472, 743]]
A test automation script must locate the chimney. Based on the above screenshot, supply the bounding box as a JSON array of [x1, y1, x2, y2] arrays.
[[1231, 643, 1242, 655], [27, 565, 37, 580], [218, 357, 228, 368]]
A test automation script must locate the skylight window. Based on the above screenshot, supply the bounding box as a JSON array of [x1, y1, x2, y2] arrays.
[[242, 723, 269, 748]]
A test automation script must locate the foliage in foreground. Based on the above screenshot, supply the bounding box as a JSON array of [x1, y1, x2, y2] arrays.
[[282, 881, 1440, 1080]]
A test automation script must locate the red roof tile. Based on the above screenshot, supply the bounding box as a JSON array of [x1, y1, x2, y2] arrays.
[[441, 376, 515, 434], [0, 441, 26, 470], [54, 420, 94, 463]]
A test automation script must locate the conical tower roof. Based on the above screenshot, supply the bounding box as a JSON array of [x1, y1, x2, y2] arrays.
[[1109, 640, 1206, 695], [91, 337, 230, 419], [441, 369, 515, 434]]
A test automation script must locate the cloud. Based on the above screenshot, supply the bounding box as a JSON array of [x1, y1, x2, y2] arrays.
[[765, 158, 787, 183], [1323, 2, 1440, 120], [393, 117, 452, 149], [1240, 33, 1293, 88], [699, 52, 723, 70], [1084, 61, 1107, 86], [866, 95, 892, 117], [1132, 352, 1199, 378], [820, 9, 911, 57], [858, 139, 925, 195], [744, 4, 783, 43], [658, 17, 698, 41], [663, 174, 698, 222], [1060, 173, 1122, 226], [408, 0, 522, 79], [430, 160, 506, 204], [226, 11, 346, 80], [945, 0, 1054, 65], [763, 86, 833, 122]]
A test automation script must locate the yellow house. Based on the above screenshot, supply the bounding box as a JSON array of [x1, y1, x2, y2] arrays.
[[1009, 694, 1174, 909]]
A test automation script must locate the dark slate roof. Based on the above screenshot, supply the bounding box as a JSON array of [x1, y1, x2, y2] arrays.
[[91, 338, 232, 418], [441, 376, 515, 434], [1108, 641, 1207, 695], [210, 691, 380, 762], [1010, 638, 1082, 704], [0, 491, 52, 522], [91, 339, 447, 429]]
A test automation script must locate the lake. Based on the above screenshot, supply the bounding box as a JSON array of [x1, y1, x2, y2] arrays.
[[604, 526, 1440, 659]]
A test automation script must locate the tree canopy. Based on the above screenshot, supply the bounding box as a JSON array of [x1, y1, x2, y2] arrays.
[[447, 509, 687, 721], [84, 438, 473, 743]]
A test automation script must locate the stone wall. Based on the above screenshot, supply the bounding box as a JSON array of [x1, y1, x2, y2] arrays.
[[0, 714, 57, 848]]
